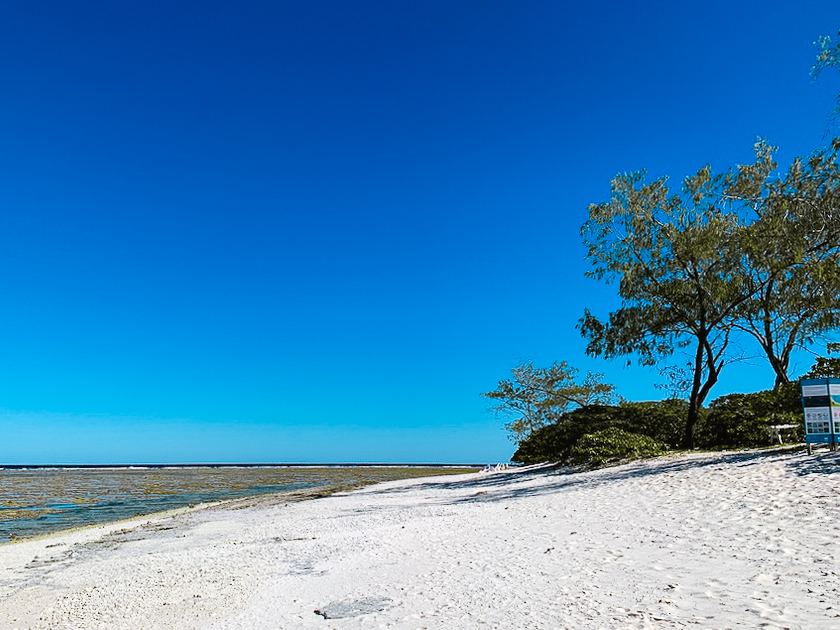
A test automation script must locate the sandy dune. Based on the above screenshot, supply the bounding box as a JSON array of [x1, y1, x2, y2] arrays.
[[1, 448, 839, 629]]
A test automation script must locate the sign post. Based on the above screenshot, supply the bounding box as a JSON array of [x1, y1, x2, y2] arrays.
[[801, 378, 840, 454]]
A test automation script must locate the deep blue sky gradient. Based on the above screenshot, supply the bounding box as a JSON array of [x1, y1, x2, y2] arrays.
[[1, 1, 839, 463]]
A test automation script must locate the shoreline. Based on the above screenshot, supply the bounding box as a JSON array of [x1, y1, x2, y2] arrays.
[[0, 480, 379, 549], [2, 449, 838, 629], [0, 466, 479, 545], [0, 485, 339, 548]]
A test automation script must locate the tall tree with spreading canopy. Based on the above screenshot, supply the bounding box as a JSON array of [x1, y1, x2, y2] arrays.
[[483, 362, 616, 443], [579, 164, 749, 448], [725, 139, 840, 387]]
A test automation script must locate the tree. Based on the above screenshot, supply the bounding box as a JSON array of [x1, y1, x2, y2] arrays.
[[482, 361, 616, 443], [579, 163, 749, 448], [725, 140, 840, 387]]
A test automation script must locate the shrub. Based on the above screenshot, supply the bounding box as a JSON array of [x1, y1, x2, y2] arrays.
[[510, 383, 805, 464], [511, 400, 682, 464], [511, 405, 621, 464], [696, 381, 804, 448], [568, 428, 665, 467], [617, 399, 688, 448]]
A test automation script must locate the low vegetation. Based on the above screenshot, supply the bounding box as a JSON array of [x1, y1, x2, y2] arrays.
[[568, 428, 665, 467], [510, 382, 805, 467]]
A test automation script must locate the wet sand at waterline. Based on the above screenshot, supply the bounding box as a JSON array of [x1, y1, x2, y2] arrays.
[[1, 449, 838, 629], [0, 466, 477, 542]]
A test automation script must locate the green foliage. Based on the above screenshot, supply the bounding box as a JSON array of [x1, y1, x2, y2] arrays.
[[510, 386, 805, 464], [802, 358, 840, 379], [579, 162, 748, 448], [568, 428, 665, 467], [812, 30, 840, 114], [801, 343, 840, 379], [483, 362, 617, 443], [654, 363, 692, 399], [813, 31, 840, 78], [506, 32, 839, 461], [696, 381, 804, 448], [512, 404, 618, 464], [617, 399, 688, 448], [726, 140, 840, 388], [579, 139, 840, 450], [511, 400, 685, 464]]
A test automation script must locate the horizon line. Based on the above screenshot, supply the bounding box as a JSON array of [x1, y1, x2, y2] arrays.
[[0, 462, 491, 469]]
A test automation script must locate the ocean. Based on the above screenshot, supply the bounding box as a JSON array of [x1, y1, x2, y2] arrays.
[[0, 465, 478, 542]]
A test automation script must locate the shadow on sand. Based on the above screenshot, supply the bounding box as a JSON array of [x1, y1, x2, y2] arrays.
[[358, 446, 820, 505], [784, 449, 840, 476]]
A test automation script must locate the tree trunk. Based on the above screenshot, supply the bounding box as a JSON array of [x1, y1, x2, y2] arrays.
[[682, 342, 705, 449], [767, 344, 790, 389], [683, 398, 700, 450], [772, 369, 790, 390], [681, 335, 721, 449]]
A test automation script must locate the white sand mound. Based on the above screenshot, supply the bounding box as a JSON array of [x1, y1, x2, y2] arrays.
[[2, 449, 839, 629]]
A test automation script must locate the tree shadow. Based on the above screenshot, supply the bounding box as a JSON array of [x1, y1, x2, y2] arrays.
[[358, 448, 805, 505], [784, 450, 840, 476]]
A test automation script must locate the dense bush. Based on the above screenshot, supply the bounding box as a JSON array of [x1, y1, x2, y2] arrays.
[[512, 399, 687, 464], [568, 428, 665, 467], [615, 399, 688, 447], [511, 384, 805, 464], [511, 405, 618, 464], [697, 381, 804, 448]]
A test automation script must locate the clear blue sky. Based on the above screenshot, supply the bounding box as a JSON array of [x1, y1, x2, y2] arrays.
[[1, 1, 838, 464]]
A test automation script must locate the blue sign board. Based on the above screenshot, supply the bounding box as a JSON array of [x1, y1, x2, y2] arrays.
[[801, 378, 840, 445]]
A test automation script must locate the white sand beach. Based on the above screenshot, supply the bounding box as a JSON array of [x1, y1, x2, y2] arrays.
[[1, 448, 839, 629]]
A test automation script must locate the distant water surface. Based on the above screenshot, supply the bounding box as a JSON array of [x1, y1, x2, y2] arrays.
[[0, 466, 477, 542]]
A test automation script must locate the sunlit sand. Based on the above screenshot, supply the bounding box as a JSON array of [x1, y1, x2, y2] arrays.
[[1, 448, 838, 629]]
